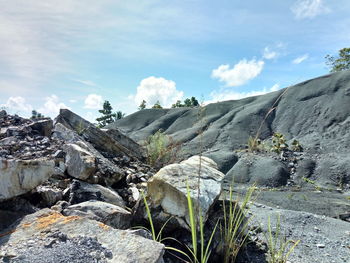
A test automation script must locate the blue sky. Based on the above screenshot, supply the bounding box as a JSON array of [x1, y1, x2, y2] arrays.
[[1, 0, 349, 122]]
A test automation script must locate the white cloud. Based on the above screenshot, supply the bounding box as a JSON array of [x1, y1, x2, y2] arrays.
[[74, 79, 98, 87], [270, 83, 280, 92], [0, 96, 32, 115], [84, 111, 98, 123], [291, 0, 330, 19], [263, 47, 278, 60], [211, 59, 264, 87], [206, 83, 281, 104], [262, 43, 287, 60], [38, 95, 69, 117], [84, 94, 103, 109], [133, 76, 184, 108], [292, 54, 309, 64]]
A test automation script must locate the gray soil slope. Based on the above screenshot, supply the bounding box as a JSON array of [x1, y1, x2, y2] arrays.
[[107, 71, 350, 219], [108, 70, 350, 171]]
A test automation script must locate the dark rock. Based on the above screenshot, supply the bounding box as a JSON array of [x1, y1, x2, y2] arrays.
[[29, 119, 53, 137], [225, 155, 289, 187], [55, 109, 145, 161], [0, 110, 7, 119], [68, 180, 126, 208]]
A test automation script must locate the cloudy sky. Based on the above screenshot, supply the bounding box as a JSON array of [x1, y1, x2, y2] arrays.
[[1, 0, 349, 122]]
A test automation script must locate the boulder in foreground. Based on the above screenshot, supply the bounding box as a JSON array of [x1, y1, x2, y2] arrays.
[[0, 209, 165, 263], [147, 156, 225, 228]]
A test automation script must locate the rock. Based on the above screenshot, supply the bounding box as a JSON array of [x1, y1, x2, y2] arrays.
[[37, 185, 63, 206], [0, 110, 7, 119], [225, 155, 289, 187], [0, 158, 55, 201], [63, 200, 131, 229], [0, 197, 38, 230], [68, 180, 126, 208], [128, 186, 140, 203], [0, 209, 165, 263], [54, 123, 125, 186], [29, 119, 53, 137], [147, 156, 225, 229], [106, 128, 146, 160], [55, 109, 144, 160], [63, 143, 97, 181]]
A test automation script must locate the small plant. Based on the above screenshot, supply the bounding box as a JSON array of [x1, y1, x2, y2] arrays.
[[76, 120, 86, 136], [265, 214, 299, 263], [222, 185, 256, 263], [291, 140, 302, 152], [145, 130, 180, 168], [247, 136, 261, 152], [271, 133, 289, 154]]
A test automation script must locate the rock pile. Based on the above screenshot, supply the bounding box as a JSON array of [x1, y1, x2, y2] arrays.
[[0, 111, 59, 160], [0, 109, 229, 263]]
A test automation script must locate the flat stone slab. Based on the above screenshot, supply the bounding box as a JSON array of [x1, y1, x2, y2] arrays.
[[0, 209, 165, 263]]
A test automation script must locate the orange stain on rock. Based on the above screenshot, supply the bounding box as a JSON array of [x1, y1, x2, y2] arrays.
[[36, 212, 81, 230], [98, 223, 110, 230]]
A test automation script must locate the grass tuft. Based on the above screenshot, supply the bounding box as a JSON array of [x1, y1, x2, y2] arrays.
[[265, 214, 299, 263]]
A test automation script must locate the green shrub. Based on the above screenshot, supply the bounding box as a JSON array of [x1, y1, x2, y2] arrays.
[[271, 133, 289, 154]]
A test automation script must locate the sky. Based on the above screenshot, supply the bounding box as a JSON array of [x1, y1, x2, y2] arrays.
[[1, 0, 350, 122]]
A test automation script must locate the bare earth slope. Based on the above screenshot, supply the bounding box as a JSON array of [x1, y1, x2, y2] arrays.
[[107, 70, 350, 218], [108, 70, 350, 174]]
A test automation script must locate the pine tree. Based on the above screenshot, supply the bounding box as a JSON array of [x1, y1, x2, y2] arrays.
[[96, 100, 116, 127], [325, 48, 350, 72]]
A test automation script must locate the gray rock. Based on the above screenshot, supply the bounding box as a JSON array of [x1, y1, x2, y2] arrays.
[[63, 200, 131, 229], [37, 185, 63, 206], [54, 123, 125, 186], [0, 209, 165, 263], [69, 180, 126, 208], [0, 109, 7, 119], [225, 155, 289, 187], [147, 156, 225, 229], [0, 158, 55, 201], [55, 109, 144, 160], [29, 119, 53, 137], [63, 143, 97, 181]]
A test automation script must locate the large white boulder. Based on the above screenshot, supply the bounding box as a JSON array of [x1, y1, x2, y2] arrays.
[[0, 158, 55, 201], [147, 156, 225, 228]]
